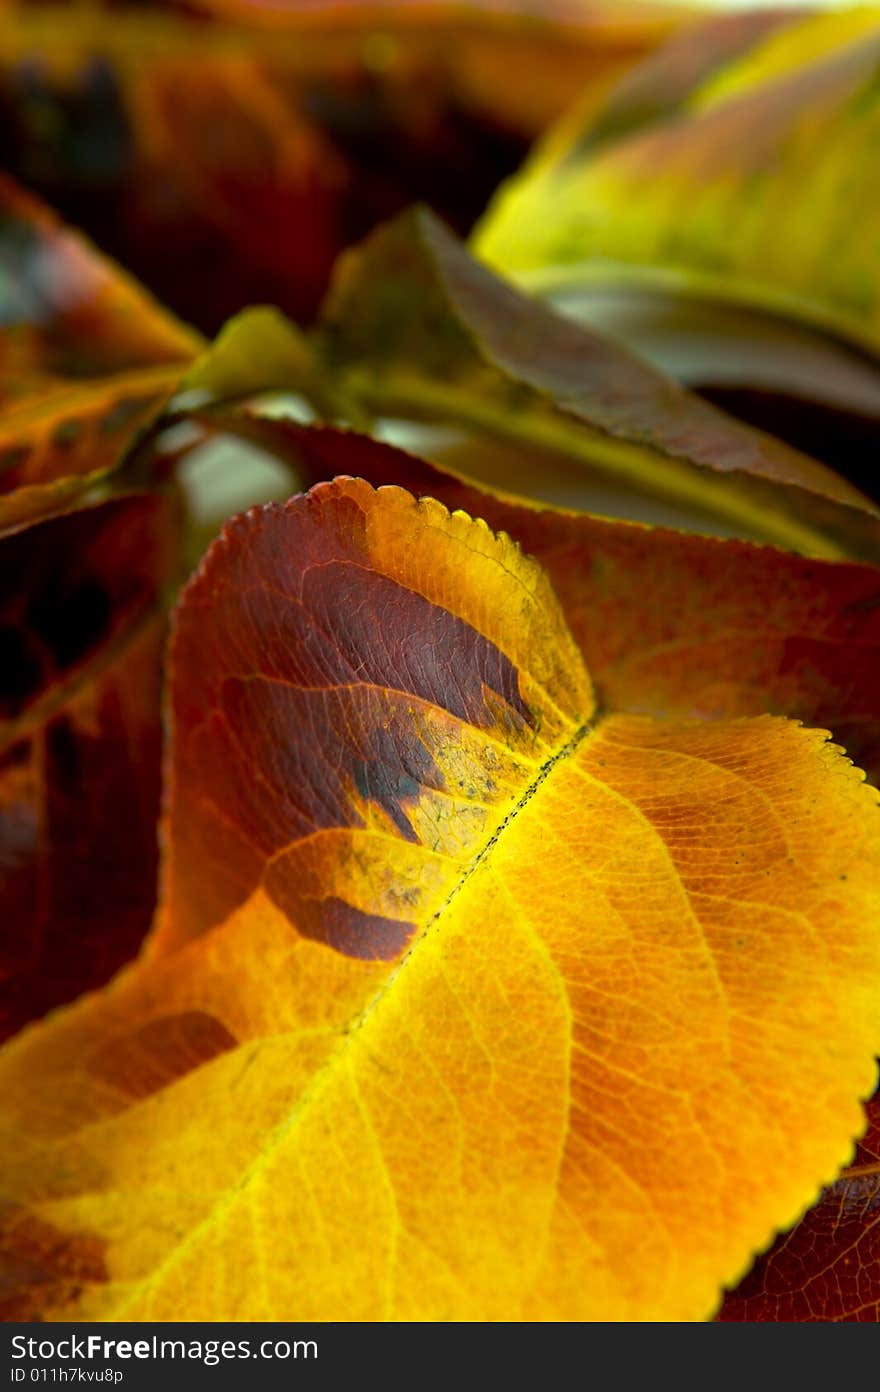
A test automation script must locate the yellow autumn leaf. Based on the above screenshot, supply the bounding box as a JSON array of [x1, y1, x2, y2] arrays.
[[1, 476, 879, 1322]]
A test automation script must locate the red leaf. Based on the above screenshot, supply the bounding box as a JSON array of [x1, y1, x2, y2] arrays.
[[0, 495, 179, 1039]]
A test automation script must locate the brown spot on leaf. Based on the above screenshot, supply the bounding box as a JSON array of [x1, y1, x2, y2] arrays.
[[0, 1201, 107, 1320], [87, 1011, 238, 1101]]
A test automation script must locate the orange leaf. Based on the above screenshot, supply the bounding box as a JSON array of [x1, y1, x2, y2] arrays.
[[2, 475, 879, 1321], [0, 495, 179, 1040], [558, 7, 802, 157], [720, 1093, 880, 1321], [476, 8, 880, 355], [187, 420, 880, 785], [0, 172, 198, 393]]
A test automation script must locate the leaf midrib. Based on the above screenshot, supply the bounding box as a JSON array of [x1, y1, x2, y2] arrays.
[[103, 715, 593, 1319]]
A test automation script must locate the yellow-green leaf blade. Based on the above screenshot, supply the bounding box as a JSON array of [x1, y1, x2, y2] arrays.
[[475, 10, 880, 356]]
